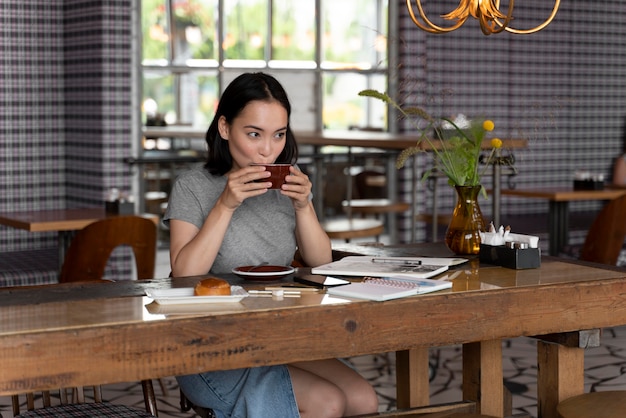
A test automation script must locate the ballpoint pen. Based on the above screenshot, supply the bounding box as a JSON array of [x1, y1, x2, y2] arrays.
[[371, 257, 422, 266]]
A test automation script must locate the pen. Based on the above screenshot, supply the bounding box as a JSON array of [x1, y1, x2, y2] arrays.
[[371, 257, 422, 265]]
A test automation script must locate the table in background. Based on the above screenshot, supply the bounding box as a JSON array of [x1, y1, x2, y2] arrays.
[[124, 150, 205, 215], [142, 127, 419, 242], [143, 127, 527, 242], [500, 187, 626, 256], [297, 132, 527, 240], [0, 208, 158, 265], [2, 244, 626, 418]]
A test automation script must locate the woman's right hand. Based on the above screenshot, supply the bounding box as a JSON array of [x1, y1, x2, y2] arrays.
[[219, 165, 271, 210]]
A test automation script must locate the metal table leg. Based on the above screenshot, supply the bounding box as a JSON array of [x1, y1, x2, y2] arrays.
[[548, 201, 569, 256]]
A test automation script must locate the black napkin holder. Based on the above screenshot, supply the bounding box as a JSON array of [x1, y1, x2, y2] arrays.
[[573, 179, 604, 190], [105, 200, 135, 215], [479, 244, 541, 270]]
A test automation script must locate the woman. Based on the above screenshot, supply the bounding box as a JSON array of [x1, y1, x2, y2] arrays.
[[163, 72, 378, 418]]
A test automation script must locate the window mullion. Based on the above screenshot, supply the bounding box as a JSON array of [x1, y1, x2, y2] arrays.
[[314, 0, 323, 131], [266, 0, 272, 64]]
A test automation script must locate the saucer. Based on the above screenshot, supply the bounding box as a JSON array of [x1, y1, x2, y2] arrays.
[[232, 265, 295, 281]]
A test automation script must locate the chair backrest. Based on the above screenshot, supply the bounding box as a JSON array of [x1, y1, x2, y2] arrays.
[[579, 194, 626, 265], [59, 215, 157, 283], [354, 168, 387, 199], [12, 386, 101, 415]]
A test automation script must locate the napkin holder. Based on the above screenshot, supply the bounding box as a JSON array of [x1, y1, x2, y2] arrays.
[[573, 170, 604, 190], [479, 244, 541, 270], [573, 179, 604, 190], [105, 200, 135, 215]]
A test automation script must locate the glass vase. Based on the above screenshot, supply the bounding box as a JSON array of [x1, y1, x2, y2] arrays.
[[445, 185, 486, 255]]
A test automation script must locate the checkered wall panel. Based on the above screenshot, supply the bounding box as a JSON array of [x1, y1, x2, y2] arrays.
[[0, 1, 65, 251], [63, 0, 134, 207], [1, 1, 625, 252], [0, 0, 135, 283], [396, 0, 626, 243], [0, 0, 134, 254]]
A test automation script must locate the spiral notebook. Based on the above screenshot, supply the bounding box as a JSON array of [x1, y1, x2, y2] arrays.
[[327, 276, 452, 301]]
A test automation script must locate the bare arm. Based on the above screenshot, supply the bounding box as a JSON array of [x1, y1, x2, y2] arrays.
[[613, 156, 626, 186], [282, 166, 332, 267], [169, 165, 271, 277]]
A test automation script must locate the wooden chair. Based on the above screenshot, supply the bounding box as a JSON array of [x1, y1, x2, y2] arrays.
[[12, 216, 160, 417], [557, 391, 626, 418], [578, 193, 626, 265], [341, 168, 410, 219], [322, 218, 385, 242], [333, 167, 406, 243], [59, 215, 157, 282], [12, 386, 158, 417], [346, 400, 503, 417]]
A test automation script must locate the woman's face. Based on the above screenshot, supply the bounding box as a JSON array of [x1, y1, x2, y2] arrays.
[[218, 100, 288, 171]]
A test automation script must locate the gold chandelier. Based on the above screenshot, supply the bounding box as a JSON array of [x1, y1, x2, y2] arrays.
[[406, 0, 561, 35]]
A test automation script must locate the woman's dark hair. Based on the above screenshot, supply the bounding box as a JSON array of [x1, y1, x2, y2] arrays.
[[205, 72, 298, 175]]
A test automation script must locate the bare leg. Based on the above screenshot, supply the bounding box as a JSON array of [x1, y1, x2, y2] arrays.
[[289, 359, 378, 417]]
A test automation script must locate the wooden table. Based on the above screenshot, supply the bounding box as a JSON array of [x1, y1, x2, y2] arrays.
[[500, 187, 626, 256], [142, 126, 528, 151], [2, 245, 625, 418], [0, 208, 158, 264]]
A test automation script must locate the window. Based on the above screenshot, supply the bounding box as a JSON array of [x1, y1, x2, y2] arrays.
[[140, 0, 389, 135]]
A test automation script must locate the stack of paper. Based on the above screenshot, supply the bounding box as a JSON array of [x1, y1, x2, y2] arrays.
[[311, 256, 466, 280]]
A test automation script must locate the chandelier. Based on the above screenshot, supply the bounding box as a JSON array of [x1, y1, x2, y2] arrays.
[[406, 0, 561, 35]]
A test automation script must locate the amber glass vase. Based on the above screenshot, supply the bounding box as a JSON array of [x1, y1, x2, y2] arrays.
[[445, 185, 486, 255]]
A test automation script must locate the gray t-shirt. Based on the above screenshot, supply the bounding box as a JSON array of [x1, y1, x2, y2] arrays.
[[163, 166, 297, 274]]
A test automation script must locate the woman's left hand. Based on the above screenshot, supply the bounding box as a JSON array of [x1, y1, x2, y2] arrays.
[[281, 166, 312, 210]]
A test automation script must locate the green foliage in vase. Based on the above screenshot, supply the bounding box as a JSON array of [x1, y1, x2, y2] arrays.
[[359, 89, 503, 192]]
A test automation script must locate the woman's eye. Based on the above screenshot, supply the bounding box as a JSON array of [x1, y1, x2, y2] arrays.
[[274, 131, 286, 140], [248, 131, 260, 138]]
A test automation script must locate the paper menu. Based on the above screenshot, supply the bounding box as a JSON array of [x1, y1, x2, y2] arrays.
[[311, 256, 457, 280]]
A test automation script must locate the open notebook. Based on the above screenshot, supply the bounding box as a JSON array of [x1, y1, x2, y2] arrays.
[[327, 276, 452, 301], [311, 256, 463, 280]]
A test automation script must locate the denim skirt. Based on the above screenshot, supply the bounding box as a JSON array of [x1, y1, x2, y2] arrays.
[[176, 365, 300, 418]]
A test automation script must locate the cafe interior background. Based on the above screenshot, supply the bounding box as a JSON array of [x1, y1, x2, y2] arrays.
[[1, 0, 626, 276]]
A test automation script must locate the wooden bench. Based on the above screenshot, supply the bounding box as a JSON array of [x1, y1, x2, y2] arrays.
[[0, 248, 58, 287]]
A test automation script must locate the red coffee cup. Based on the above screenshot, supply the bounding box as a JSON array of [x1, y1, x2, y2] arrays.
[[251, 163, 291, 189]]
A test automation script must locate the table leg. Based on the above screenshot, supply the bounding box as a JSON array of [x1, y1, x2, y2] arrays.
[[536, 340, 584, 418], [492, 160, 502, 229], [386, 153, 399, 244], [548, 201, 569, 256], [463, 340, 505, 417], [395, 348, 430, 408], [311, 147, 325, 220], [57, 231, 74, 269]]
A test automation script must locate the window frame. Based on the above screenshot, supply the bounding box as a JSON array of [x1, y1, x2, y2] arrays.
[[138, 0, 393, 134]]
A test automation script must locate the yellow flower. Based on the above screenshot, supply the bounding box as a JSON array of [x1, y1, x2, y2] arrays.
[[483, 120, 495, 131], [491, 138, 503, 149]]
